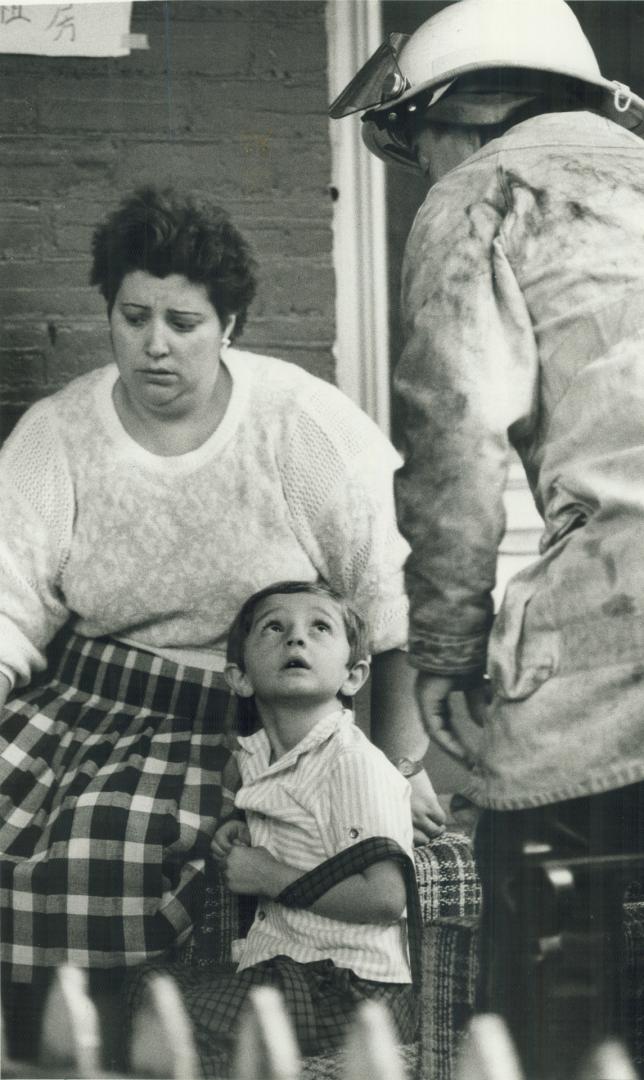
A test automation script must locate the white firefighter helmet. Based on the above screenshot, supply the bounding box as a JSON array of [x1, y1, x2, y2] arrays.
[[329, 0, 644, 168]]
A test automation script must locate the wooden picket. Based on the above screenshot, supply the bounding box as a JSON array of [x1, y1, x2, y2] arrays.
[[454, 1015, 639, 1080], [576, 1039, 639, 1080], [454, 1014, 524, 1080], [40, 965, 103, 1076], [129, 972, 201, 1080], [232, 987, 300, 1080], [1, 967, 640, 1080], [341, 999, 407, 1080]]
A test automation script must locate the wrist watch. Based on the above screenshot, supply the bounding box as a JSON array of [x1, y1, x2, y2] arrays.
[[394, 757, 425, 778]]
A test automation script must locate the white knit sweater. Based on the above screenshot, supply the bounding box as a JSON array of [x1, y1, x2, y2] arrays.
[[0, 349, 410, 688]]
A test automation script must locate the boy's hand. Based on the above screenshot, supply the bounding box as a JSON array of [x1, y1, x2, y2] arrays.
[[212, 820, 250, 859], [223, 844, 296, 898]]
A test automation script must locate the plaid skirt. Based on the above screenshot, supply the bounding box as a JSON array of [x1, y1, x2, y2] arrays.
[[127, 955, 417, 1077], [0, 632, 236, 985]]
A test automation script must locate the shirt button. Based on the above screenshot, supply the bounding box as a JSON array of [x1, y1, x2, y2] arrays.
[[349, 828, 359, 839], [257, 909, 266, 921]]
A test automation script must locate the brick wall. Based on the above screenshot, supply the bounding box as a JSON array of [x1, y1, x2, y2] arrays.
[[0, 0, 335, 443]]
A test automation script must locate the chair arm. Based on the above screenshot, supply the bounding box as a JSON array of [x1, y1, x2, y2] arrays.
[[414, 832, 482, 927]]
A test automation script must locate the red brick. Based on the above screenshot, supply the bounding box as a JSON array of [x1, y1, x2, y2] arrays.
[[111, 136, 329, 198], [246, 225, 331, 260], [0, 259, 98, 301], [243, 314, 334, 349], [0, 400, 38, 442], [0, 350, 48, 388], [0, 201, 43, 257], [272, 347, 336, 383], [253, 263, 335, 317], [39, 95, 192, 136], [0, 97, 38, 133], [0, 323, 52, 352], [1, 287, 103, 319], [0, 138, 117, 198], [48, 325, 114, 377]]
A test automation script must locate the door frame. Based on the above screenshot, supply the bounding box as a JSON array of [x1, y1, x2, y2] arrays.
[[326, 0, 391, 435]]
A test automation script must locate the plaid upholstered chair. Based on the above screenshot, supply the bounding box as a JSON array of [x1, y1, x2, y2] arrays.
[[179, 831, 482, 1080], [178, 832, 644, 1080]]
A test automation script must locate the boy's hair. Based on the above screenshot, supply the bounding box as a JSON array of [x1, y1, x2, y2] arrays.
[[226, 580, 370, 672]]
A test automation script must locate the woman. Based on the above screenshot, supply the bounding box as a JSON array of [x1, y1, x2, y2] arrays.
[[0, 187, 444, 1048]]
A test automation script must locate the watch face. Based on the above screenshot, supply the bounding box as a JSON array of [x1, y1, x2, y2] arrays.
[[396, 757, 422, 777]]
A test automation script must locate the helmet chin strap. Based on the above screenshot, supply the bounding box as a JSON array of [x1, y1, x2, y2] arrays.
[[608, 82, 644, 135], [613, 82, 633, 113]]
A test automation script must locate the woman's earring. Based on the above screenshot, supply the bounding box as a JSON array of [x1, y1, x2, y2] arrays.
[[220, 336, 232, 351]]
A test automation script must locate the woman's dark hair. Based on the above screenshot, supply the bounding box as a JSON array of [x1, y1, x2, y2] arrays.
[[226, 581, 370, 734], [90, 186, 258, 338]]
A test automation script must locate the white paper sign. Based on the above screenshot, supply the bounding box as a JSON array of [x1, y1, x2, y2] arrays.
[[0, 3, 135, 57]]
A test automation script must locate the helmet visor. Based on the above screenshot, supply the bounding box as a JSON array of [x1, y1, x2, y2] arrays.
[[329, 32, 411, 119]]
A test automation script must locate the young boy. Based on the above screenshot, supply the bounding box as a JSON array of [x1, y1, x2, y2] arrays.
[[137, 581, 420, 1076]]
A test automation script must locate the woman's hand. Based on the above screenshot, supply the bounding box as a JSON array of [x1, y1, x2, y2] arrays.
[[369, 649, 449, 843], [409, 768, 447, 844], [223, 844, 297, 898], [211, 820, 250, 859], [0, 672, 11, 714]]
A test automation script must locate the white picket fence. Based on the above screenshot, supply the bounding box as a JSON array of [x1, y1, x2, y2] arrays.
[[1, 965, 639, 1080]]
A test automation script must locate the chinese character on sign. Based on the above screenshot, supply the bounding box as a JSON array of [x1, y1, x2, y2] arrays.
[[0, 6, 30, 24], [46, 4, 75, 43], [0, 2, 138, 57]]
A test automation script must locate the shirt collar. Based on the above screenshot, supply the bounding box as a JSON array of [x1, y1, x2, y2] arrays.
[[237, 707, 353, 775]]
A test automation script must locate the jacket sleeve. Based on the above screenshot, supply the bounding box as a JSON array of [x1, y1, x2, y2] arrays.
[[394, 157, 538, 677], [281, 379, 410, 655], [0, 403, 74, 688]]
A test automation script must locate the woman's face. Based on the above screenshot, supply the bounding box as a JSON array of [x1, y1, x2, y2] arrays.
[[109, 271, 234, 420]]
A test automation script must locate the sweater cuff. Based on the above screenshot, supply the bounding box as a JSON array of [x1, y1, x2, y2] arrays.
[[0, 614, 46, 689], [368, 594, 409, 655], [407, 628, 489, 678]]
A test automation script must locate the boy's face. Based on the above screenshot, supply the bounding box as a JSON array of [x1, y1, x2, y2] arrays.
[[236, 592, 364, 705]]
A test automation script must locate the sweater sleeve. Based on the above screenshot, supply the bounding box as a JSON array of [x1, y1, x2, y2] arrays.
[[0, 402, 74, 688], [394, 156, 538, 677], [281, 380, 410, 655]]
